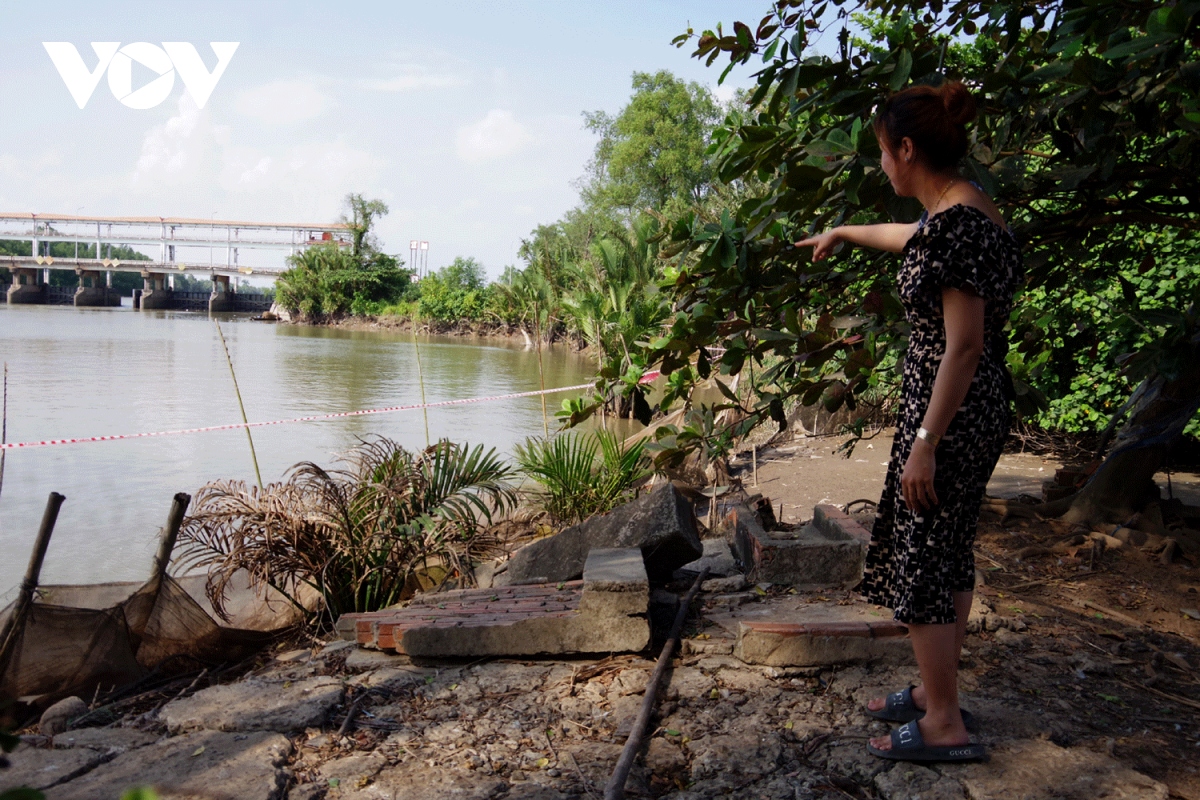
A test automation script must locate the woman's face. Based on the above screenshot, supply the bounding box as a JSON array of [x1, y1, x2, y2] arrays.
[[879, 135, 915, 197]]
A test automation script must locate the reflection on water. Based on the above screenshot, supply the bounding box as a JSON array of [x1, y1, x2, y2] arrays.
[[0, 304, 611, 596]]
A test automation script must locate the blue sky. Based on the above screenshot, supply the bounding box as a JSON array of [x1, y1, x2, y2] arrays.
[[0, 1, 777, 279]]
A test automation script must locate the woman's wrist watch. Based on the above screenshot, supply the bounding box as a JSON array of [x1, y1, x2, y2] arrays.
[[916, 427, 941, 447]]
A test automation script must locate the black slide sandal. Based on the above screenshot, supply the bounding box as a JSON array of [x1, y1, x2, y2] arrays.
[[867, 720, 987, 763], [865, 686, 978, 731]]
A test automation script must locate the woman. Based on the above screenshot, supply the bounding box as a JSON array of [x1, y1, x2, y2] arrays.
[[796, 81, 1021, 763]]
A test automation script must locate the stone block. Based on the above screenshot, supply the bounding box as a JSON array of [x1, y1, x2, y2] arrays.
[[160, 676, 343, 733], [734, 617, 911, 667], [580, 547, 649, 616], [495, 483, 702, 585], [731, 503, 865, 587]]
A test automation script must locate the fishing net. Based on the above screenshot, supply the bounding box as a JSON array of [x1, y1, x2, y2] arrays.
[[0, 571, 313, 704]]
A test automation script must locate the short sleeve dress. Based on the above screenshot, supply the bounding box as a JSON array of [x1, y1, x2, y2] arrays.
[[859, 203, 1023, 625]]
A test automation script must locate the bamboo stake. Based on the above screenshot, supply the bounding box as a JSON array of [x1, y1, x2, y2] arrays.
[[0, 492, 65, 680], [603, 568, 709, 800], [151, 492, 191, 584], [214, 320, 263, 489], [412, 330, 430, 447], [534, 315, 549, 437]]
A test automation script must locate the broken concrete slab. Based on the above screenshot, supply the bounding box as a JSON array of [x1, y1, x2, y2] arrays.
[[942, 738, 1168, 799], [708, 595, 910, 667], [50, 730, 292, 800], [495, 483, 702, 585], [731, 503, 867, 587], [160, 676, 343, 733], [674, 539, 740, 582], [0, 742, 111, 792], [345, 548, 650, 658]]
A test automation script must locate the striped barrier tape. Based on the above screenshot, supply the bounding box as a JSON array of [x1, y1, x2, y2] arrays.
[[0, 370, 662, 451]]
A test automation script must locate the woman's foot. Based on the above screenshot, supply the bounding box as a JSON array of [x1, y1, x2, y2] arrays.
[[868, 713, 970, 752], [867, 684, 927, 714]]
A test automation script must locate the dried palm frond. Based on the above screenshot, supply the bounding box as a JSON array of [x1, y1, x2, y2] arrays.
[[175, 436, 516, 626]]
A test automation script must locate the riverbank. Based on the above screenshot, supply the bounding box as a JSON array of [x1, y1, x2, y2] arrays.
[[6, 439, 1200, 799]]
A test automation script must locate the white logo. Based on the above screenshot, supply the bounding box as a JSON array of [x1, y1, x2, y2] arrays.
[[43, 42, 239, 109]]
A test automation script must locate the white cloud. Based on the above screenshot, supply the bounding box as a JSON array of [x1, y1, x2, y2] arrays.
[[455, 109, 528, 163], [366, 65, 465, 92], [234, 79, 331, 124], [131, 94, 227, 187]]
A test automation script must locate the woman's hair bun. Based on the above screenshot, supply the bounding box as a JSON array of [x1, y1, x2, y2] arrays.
[[939, 81, 977, 127]]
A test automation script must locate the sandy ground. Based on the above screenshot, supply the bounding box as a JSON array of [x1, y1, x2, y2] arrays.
[[735, 430, 1200, 525]]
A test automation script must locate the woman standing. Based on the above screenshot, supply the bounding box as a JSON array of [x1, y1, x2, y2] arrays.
[[796, 81, 1021, 762]]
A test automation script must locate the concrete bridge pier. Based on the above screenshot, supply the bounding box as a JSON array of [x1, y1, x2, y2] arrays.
[[208, 274, 234, 312], [140, 271, 174, 310], [6, 267, 45, 304], [73, 268, 119, 307]]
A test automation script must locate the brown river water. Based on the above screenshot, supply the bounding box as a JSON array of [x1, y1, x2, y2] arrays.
[[0, 302, 608, 597]]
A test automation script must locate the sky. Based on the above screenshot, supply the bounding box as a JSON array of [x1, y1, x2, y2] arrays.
[[0, 1, 775, 281]]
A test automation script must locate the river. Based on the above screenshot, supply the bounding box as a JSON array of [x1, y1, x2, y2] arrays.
[[0, 303, 607, 597]]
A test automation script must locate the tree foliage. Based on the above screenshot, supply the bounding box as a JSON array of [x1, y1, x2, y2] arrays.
[[622, 0, 1198, 512]]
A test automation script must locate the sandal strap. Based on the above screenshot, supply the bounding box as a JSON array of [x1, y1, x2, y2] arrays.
[[891, 721, 924, 752], [886, 686, 917, 716]]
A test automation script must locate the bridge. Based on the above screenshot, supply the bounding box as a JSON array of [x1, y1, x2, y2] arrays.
[[0, 212, 350, 311]]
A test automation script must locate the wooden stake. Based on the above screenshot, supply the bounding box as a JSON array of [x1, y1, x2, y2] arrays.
[[411, 330, 431, 447], [0, 492, 65, 679], [752, 444, 758, 488], [151, 492, 192, 584], [603, 568, 708, 800]]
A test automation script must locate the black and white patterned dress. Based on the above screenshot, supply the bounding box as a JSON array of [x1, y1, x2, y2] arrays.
[[860, 203, 1023, 625]]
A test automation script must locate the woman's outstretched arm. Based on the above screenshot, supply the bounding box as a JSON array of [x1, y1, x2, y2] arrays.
[[795, 221, 921, 260]]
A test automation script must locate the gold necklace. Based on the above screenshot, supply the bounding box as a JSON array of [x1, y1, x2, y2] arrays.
[[932, 177, 959, 214]]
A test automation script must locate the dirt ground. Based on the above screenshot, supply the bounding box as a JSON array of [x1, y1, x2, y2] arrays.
[[7, 435, 1200, 799]]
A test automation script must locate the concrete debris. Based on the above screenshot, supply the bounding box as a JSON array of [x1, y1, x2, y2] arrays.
[[674, 539, 740, 582], [495, 483, 702, 585], [732, 503, 869, 587]]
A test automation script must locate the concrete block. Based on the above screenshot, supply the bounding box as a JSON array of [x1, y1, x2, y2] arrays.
[[495, 483, 702, 585], [580, 547, 649, 616], [732, 503, 865, 587], [6, 283, 45, 304], [734, 618, 911, 667], [673, 538, 740, 581], [343, 548, 652, 658]]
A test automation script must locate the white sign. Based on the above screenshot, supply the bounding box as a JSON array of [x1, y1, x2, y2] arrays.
[[43, 42, 239, 109]]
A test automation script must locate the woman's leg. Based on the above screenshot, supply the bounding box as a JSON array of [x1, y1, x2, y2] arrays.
[[867, 590, 973, 714]]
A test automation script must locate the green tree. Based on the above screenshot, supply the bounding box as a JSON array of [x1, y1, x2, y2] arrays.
[[630, 1, 1199, 526], [343, 193, 389, 257], [581, 71, 723, 218]]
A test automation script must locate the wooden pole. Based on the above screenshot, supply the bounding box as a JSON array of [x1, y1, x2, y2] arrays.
[[752, 444, 758, 488], [603, 568, 708, 800], [151, 492, 191, 584], [0, 492, 65, 678], [412, 331, 431, 447]]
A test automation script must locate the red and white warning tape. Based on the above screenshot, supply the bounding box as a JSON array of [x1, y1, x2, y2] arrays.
[[0, 371, 661, 451]]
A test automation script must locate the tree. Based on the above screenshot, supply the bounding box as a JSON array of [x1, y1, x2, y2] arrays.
[[630, 1, 1199, 527], [276, 195, 409, 318], [581, 71, 723, 219]]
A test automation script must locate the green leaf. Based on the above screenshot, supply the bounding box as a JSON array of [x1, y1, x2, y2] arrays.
[[889, 49, 912, 91]]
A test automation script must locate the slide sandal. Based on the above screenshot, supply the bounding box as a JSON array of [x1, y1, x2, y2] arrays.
[[865, 686, 978, 731], [867, 720, 987, 763]]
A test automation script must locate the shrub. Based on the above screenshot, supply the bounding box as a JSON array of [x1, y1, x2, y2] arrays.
[[514, 429, 651, 525], [176, 437, 518, 624]]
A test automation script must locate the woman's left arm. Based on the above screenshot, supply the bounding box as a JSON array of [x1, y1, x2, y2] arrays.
[[901, 288, 987, 512]]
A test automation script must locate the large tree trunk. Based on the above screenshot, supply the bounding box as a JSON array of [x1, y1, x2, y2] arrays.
[[1062, 343, 1200, 526]]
